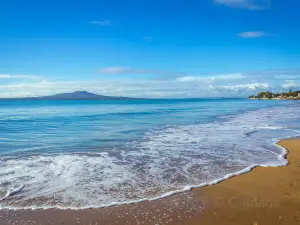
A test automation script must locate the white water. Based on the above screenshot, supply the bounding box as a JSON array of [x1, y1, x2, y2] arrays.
[[0, 104, 300, 209], [0, 185, 25, 201]]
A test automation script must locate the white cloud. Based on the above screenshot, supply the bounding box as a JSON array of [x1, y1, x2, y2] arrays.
[[176, 73, 245, 82], [0, 79, 271, 98], [282, 80, 297, 89], [89, 20, 112, 26], [238, 31, 270, 38], [214, 0, 270, 10], [176, 76, 205, 82], [218, 83, 270, 90], [0, 74, 42, 80], [0, 69, 299, 98]]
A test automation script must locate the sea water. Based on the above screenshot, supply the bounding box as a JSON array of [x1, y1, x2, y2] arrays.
[[0, 99, 299, 209]]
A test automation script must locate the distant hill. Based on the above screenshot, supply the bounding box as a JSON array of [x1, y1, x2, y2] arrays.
[[0, 91, 140, 100]]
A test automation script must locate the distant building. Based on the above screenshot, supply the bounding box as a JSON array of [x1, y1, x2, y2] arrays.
[[298, 93, 300, 97]]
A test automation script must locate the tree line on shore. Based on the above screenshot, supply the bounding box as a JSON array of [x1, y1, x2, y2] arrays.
[[249, 89, 300, 99]]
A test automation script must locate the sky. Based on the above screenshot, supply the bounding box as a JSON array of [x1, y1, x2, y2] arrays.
[[0, 0, 299, 98]]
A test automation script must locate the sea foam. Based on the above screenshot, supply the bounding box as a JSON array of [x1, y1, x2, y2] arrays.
[[0, 103, 300, 209]]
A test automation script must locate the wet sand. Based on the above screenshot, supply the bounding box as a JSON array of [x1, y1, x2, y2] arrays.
[[0, 139, 300, 225]]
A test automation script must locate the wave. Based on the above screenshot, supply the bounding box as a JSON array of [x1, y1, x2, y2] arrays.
[[0, 104, 300, 209]]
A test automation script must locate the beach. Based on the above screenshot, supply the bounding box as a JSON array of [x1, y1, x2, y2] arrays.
[[0, 138, 299, 225], [1, 0, 300, 223]]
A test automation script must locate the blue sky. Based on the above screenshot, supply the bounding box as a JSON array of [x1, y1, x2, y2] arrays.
[[0, 0, 299, 98]]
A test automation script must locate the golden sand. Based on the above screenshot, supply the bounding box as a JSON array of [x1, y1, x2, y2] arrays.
[[192, 139, 300, 225]]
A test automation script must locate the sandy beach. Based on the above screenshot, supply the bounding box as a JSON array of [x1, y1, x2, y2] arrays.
[[0, 139, 299, 225]]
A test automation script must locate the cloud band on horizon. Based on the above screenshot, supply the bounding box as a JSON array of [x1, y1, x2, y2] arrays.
[[1, 69, 299, 98], [0, 74, 42, 80]]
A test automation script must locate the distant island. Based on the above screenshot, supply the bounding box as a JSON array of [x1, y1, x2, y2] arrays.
[[249, 89, 300, 100], [0, 91, 141, 100]]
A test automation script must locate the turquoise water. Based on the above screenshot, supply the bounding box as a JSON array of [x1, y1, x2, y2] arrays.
[[0, 99, 300, 209]]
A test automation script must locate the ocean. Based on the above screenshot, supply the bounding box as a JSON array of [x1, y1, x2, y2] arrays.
[[0, 99, 299, 209]]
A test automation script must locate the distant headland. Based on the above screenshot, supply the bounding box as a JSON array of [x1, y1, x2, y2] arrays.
[[0, 91, 141, 100], [249, 89, 300, 100]]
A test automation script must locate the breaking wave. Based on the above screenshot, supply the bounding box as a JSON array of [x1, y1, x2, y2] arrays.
[[0, 103, 300, 209]]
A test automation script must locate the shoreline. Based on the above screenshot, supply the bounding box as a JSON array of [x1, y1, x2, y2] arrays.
[[249, 98, 300, 100], [0, 136, 290, 211], [1, 139, 300, 224]]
